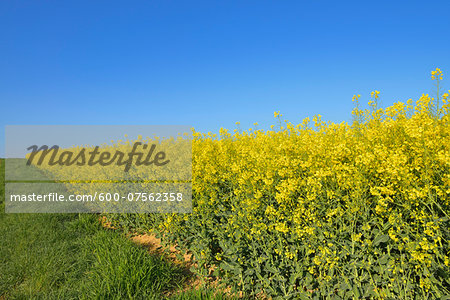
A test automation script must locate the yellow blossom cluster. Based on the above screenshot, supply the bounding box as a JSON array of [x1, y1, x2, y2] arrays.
[[431, 68, 443, 80]]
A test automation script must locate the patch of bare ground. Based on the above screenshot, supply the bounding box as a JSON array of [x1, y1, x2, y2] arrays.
[[99, 216, 116, 230], [99, 217, 253, 298], [130, 233, 204, 297], [130, 233, 251, 299]]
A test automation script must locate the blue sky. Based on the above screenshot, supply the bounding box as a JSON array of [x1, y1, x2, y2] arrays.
[[1, 0, 450, 156]]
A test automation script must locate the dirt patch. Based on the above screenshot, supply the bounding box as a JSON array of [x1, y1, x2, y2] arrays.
[[98, 217, 246, 298], [99, 216, 116, 229], [130, 233, 240, 298], [130, 233, 210, 297], [131, 233, 193, 264]]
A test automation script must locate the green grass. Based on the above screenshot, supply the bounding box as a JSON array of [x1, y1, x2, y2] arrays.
[[0, 159, 235, 299]]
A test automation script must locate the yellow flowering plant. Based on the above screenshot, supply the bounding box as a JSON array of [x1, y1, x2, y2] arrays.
[[30, 70, 450, 299]]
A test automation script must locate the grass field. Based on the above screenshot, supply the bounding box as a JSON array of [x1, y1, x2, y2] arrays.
[[0, 159, 235, 299]]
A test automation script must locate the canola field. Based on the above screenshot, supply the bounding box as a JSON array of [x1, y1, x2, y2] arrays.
[[28, 69, 449, 299]]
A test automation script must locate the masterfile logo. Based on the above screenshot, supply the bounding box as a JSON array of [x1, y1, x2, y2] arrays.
[[26, 142, 170, 172]]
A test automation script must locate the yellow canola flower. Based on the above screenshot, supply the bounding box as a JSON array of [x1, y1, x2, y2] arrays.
[[431, 67, 443, 80], [371, 90, 380, 99]]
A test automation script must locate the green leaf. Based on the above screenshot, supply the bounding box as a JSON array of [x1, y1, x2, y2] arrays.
[[265, 265, 279, 274], [373, 234, 389, 246], [352, 285, 360, 298], [378, 254, 389, 265]]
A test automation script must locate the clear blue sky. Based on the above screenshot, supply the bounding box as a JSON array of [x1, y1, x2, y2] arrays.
[[1, 1, 450, 156]]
